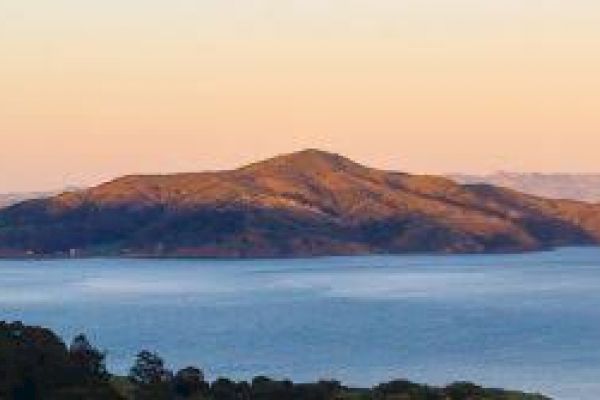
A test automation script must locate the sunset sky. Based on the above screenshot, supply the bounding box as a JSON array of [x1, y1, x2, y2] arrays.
[[2, 0, 600, 192]]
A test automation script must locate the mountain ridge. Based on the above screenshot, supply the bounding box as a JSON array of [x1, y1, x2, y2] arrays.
[[452, 172, 600, 202], [2, 149, 600, 258], [0, 191, 59, 209]]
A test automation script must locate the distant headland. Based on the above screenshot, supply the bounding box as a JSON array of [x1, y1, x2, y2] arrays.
[[2, 149, 600, 258]]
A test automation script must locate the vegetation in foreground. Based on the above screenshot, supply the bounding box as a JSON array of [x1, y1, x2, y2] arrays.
[[0, 321, 551, 400]]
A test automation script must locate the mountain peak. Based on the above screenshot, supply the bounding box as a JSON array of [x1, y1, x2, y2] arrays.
[[241, 148, 363, 173], [5, 148, 600, 257]]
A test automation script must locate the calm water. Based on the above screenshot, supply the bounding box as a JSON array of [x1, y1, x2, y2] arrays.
[[2, 248, 600, 399]]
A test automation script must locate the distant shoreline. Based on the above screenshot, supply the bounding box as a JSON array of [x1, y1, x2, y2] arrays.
[[0, 245, 595, 262]]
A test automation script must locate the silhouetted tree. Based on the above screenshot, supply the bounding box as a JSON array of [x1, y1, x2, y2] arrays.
[[251, 376, 294, 400], [211, 378, 251, 400], [444, 382, 487, 400], [0, 322, 121, 399], [173, 366, 208, 398], [129, 351, 173, 400], [0, 322, 555, 400], [69, 334, 108, 381], [129, 351, 172, 386]]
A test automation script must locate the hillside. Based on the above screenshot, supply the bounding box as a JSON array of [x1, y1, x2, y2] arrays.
[[452, 172, 600, 203], [0, 191, 56, 209], [2, 149, 600, 257]]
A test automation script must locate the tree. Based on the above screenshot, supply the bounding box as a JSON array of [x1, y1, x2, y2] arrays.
[[211, 378, 251, 400], [129, 351, 173, 400], [0, 323, 121, 400], [129, 351, 173, 386], [173, 366, 208, 397], [69, 334, 108, 381]]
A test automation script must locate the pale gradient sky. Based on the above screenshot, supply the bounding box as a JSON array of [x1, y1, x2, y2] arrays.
[[1, 0, 600, 192]]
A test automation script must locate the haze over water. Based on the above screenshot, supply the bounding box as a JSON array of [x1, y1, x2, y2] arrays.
[[2, 248, 600, 400]]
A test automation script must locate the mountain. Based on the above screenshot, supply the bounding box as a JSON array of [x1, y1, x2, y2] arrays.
[[0, 191, 56, 209], [452, 172, 600, 203], [2, 149, 600, 258]]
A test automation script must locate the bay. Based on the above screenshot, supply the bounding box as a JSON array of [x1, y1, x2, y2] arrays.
[[2, 247, 600, 400]]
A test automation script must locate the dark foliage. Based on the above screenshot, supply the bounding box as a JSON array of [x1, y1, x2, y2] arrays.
[[173, 367, 209, 398], [129, 351, 174, 400], [69, 334, 109, 381], [0, 322, 552, 400], [0, 322, 121, 399], [129, 351, 173, 386]]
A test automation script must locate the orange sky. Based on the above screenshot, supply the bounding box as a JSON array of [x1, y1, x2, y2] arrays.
[[1, 1, 600, 191]]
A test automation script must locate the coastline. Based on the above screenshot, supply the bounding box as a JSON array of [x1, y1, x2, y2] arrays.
[[0, 244, 591, 262]]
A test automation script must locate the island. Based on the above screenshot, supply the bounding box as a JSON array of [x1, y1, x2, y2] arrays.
[[2, 149, 600, 258]]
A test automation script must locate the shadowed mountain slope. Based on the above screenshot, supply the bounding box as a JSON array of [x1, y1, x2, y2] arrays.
[[2, 149, 600, 257], [0, 191, 58, 209]]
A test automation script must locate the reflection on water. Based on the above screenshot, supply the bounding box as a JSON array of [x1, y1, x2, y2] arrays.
[[1, 248, 600, 400]]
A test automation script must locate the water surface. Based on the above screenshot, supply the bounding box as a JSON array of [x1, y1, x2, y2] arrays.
[[2, 248, 600, 400]]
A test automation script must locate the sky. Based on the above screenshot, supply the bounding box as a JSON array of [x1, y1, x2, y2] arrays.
[[1, 0, 600, 192]]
